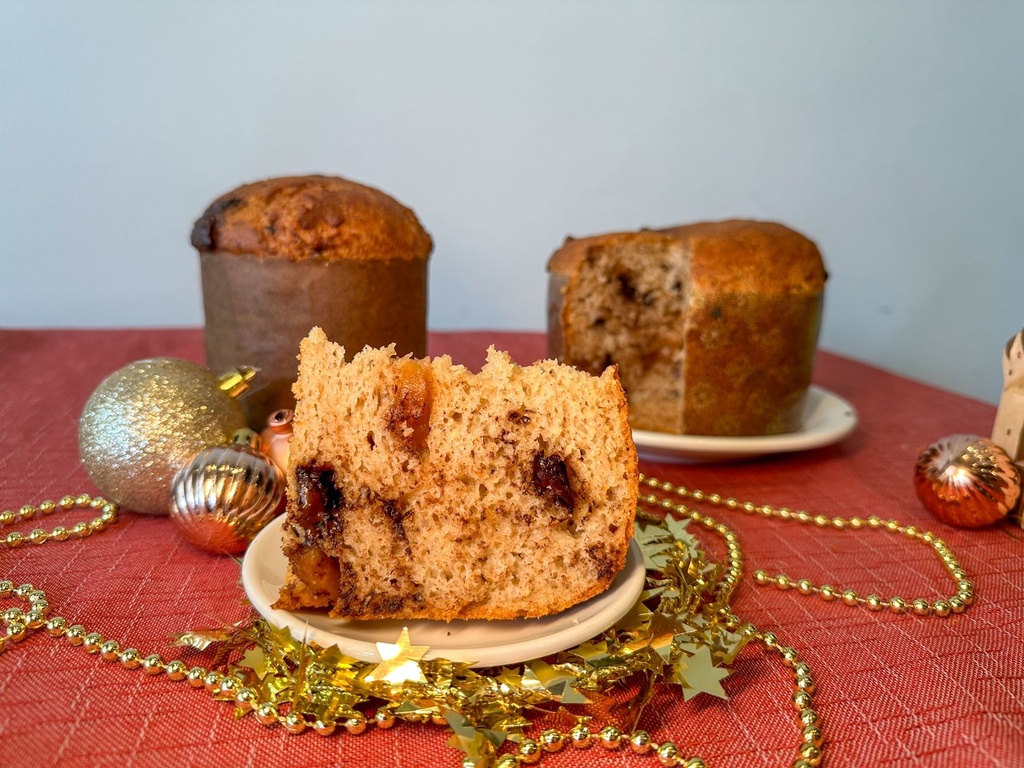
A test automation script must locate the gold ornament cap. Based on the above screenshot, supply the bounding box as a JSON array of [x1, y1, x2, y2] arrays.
[[218, 366, 259, 399]]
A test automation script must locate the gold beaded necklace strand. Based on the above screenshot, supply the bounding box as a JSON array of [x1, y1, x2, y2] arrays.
[[0, 474, 972, 768], [635, 474, 974, 617]]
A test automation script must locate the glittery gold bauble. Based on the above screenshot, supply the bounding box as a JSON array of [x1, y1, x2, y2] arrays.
[[914, 434, 1021, 528], [78, 358, 249, 515], [170, 433, 284, 555]]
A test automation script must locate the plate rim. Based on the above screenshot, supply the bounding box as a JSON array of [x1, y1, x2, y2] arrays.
[[631, 385, 858, 460], [241, 516, 647, 668]]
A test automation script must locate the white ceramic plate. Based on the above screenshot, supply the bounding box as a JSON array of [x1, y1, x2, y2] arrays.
[[242, 516, 646, 668], [632, 385, 858, 463]]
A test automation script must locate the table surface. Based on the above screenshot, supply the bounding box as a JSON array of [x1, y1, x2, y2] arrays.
[[0, 328, 1022, 768]]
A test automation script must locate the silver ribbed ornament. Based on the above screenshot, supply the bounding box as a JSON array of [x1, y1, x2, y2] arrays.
[[170, 430, 284, 555]]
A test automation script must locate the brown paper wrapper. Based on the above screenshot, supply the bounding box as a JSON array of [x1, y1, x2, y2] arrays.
[[201, 251, 427, 426]]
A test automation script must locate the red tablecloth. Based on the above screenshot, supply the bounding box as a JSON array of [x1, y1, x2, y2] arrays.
[[0, 329, 1021, 767]]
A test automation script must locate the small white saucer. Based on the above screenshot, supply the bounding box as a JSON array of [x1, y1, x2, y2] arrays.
[[241, 516, 645, 668], [632, 385, 858, 463]]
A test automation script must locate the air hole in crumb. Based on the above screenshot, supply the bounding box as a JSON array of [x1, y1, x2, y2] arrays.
[[609, 523, 619, 533], [366, 432, 376, 449]]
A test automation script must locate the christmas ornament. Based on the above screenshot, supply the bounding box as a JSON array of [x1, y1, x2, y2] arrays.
[[170, 430, 284, 555], [78, 358, 255, 515], [259, 409, 293, 472], [914, 434, 1021, 528]]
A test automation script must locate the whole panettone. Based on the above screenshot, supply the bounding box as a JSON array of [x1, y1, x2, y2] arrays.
[[191, 175, 432, 425], [547, 219, 827, 436]]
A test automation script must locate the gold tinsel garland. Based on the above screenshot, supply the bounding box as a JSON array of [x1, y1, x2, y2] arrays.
[[172, 511, 749, 767]]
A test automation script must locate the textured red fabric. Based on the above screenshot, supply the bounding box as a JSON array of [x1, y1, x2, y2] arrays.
[[0, 328, 1022, 767]]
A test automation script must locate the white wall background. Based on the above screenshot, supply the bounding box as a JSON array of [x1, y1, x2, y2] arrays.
[[1, 1, 1020, 404]]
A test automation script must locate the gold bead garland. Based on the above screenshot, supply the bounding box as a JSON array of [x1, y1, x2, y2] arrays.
[[0, 476, 973, 768], [635, 474, 975, 616], [0, 495, 118, 548]]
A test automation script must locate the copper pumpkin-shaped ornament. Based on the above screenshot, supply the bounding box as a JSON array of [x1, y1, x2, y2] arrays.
[[913, 434, 1021, 528], [259, 408, 293, 472], [170, 430, 284, 555]]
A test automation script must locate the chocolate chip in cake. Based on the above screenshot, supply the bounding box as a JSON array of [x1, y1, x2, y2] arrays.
[[617, 273, 638, 302], [587, 544, 616, 581], [531, 452, 575, 513], [295, 464, 345, 536], [381, 497, 410, 542], [508, 409, 531, 425]]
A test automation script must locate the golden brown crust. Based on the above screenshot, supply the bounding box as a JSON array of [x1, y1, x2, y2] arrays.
[[680, 291, 822, 434], [546, 231, 665, 276], [191, 175, 433, 262], [660, 219, 826, 293], [546, 219, 826, 436]]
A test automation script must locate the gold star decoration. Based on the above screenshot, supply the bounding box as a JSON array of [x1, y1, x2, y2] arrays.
[[622, 609, 686, 661], [672, 645, 732, 701], [364, 627, 429, 685], [444, 710, 507, 765], [524, 659, 591, 704]]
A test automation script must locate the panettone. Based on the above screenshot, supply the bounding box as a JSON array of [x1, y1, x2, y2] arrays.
[[273, 328, 638, 621], [547, 219, 826, 436], [191, 175, 432, 424]]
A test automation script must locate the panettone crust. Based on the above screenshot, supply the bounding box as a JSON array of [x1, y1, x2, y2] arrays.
[[660, 220, 826, 294], [547, 220, 826, 436], [191, 175, 432, 263]]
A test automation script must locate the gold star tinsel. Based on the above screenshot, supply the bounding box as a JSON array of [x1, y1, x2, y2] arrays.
[[179, 512, 749, 765]]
